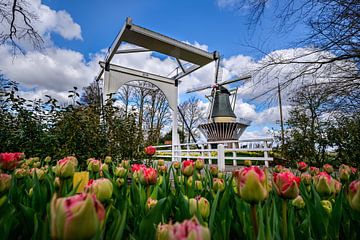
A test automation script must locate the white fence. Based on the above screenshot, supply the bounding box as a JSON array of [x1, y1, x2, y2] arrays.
[[153, 138, 274, 171]]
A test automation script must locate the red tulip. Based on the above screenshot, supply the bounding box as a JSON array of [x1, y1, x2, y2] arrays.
[[182, 160, 194, 177], [273, 172, 301, 199], [140, 167, 158, 185], [131, 164, 146, 173], [297, 162, 308, 172], [145, 146, 156, 156], [0, 152, 24, 170]]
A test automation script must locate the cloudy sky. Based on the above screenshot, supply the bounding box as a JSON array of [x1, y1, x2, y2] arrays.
[[0, 0, 314, 139]]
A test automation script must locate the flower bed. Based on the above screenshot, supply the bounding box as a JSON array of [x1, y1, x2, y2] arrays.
[[0, 152, 359, 239]]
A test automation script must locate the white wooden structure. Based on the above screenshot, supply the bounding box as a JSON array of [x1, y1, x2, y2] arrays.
[[153, 138, 274, 171], [96, 17, 218, 161]]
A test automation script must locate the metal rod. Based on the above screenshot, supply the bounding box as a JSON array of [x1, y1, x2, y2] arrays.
[[278, 82, 285, 146]]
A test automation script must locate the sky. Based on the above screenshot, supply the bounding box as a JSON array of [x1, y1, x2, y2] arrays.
[[0, 0, 313, 140]]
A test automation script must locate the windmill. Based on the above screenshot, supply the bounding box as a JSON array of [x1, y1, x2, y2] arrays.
[[186, 58, 252, 141]]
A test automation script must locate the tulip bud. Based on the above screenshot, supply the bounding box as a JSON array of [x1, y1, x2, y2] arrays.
[[51, 193, 105, 240], [104, 156, 112, 164], [195, 158, 205, 170], [157, 159, 165, 166], [172, 161, 180, 170], [14, 168, 28, 179], [116, 178, 125, 187], [301, 173, 312, 185], [217, 171, 225, 179], [195, 181, 203, 191], [323, 164, 334, 174], [348, 180, 360, 212], [186, 176, 193, 188], [146, 197, 158, 210], [273, 172, 301, 199], [100, 163, 109, 172], [321, 200, 332, 215], [86, 178, 113, 202], [297, 162, 307, 172], [55, 157, 76, 178], [140, 167, 158, 185], [120, 160, 130, 169], [87, 159, 101, 173], [145, 146, 156, 156], [189, 196, 210, 220], [334, 180, 342, 194], [274, 165, 283, 173], [213, 178, 225, 192], [156, 217, 210, 240], [244, 160, 252, 167], [292, 195, 305, 209], [182, 160, 194, 177], [115, 166, 127, 178], [339, 164, 351, 181], [158, 165, 167, 175], [210, 165, 218, 177], [28, 187, 33, 197], [310, 166, 320, 176], [33, 162, 41, 168], [0, 173, 11, 193], [313, 172, 335, 197], [234, 166, 268, 204], [44, 156, 52, 163], [30, 168, 45, 181], [54, 177, 61, 190]]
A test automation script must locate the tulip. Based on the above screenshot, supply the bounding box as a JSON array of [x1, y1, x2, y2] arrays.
[[313, 172, 335, 196], [100, 163, 109, 173], [217, 171, 225, 179], [55, 157, 76, 178], [351, 167, 357, 175], [301, 173, 312, 185], [51, 193, 105, 240], [210, 165, 219, 177], [156, 217, 210, 240], [145, 146, 156, 156], [157, 159, 165, 166], [104, 156, 112, 164], [44, 156, 52, 163], [213, 178, 225, 192], [195, 181, 203, 191], [33, 162, 41, 168], [186, 176, 193, 188], [146, 197, 158, 210], [87, 159, 101, 173], [244, 160, 252, 167], [234, 166, 268, 204], [131, 164, 146, 173], [309, 166, 320, 176], [30, 168, 45, 181], [334, 179, 342, 194], [14, 168, 28, 179], [0, 152, 24, 170], [321, 200, 332, 215], [347, 180, 360, 212], [323, 164, 334, 174], [172, 161, 180, 170], [274, 165, 283, 173], [339, 164, 351, 181], [158, 165, 167, 175], [0, 173, 11, 193], [86, 178, 113, 202], [195, 158, 205, 170], [115, 166, 127, 178], [292, 195, 305, 209], [140, 167, 158, 185], [182, 160, 194, 177], [273, 172, 301, 199], [297, 162, 307, 172], [116, 178, 125, 187], [189, 196, 210, 220], [120, 160, 130, 169]]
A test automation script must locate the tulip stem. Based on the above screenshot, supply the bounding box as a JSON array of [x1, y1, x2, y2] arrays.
[[250, 203, 258, 238], [282, 200, 288, 240]]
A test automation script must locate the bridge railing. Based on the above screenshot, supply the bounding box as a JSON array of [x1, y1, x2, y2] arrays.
[[153, 138, 274, 171]]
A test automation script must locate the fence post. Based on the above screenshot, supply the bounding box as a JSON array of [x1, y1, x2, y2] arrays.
[[264, 141, 269, 167], [232, 142, 237, 166], [208, 143, 212, 165], [218, 144, 225, 171]]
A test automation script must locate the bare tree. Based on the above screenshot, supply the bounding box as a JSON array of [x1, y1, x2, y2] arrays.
[[0, 0, 43, 54]]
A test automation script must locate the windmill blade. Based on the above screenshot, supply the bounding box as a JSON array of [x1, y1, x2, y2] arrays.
[[218, 75, 251, 86], [186, 83, 213, 93]]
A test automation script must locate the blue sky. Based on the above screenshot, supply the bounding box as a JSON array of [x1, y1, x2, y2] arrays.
[[0, 0, 312, 139]]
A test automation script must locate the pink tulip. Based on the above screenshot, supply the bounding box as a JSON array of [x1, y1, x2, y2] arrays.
[[348, 180, 360, 212], [323, 164, 334, 174], [273, 172, 301, 199], [140, 167, 158, 185], [297, 162, 308, 172], [301, 173, 312, 185], [51, 193, 105, 240], [0, 152, 24, 170], [131, 164, 146, 173], [0, 173, 12, 192], [313, 172, 335, 196], [309, 166, 320, 176]]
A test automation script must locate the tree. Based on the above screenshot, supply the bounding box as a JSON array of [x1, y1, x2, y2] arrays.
[[0, 0, 43, 54], [178, 96, 206, 143]]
